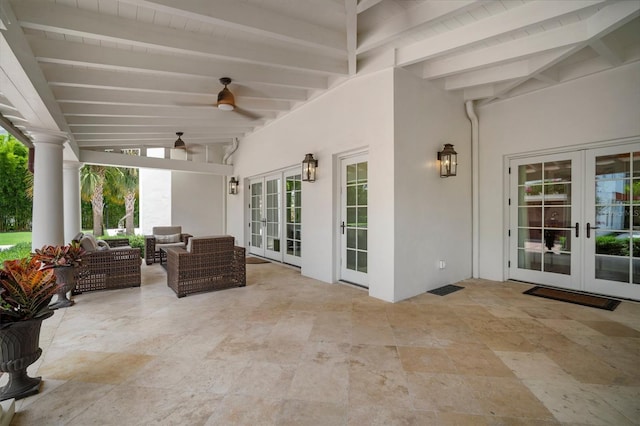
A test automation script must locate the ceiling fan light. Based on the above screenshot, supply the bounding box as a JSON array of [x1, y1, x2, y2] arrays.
[[174, 131, 186, 149], [218, 103, 234, 111]]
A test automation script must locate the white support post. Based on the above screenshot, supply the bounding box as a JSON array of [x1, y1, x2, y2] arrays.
[[63, 161, 82, 243], [31, 132, 67, 250]]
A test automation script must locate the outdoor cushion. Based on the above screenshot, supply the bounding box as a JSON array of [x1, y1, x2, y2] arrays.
[[155, 233, 181, 243], [80, 234, 98, 252]]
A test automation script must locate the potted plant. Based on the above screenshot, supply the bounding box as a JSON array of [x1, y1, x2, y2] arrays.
[[0, 257, 59, 401], [32, 242, 84, 309]]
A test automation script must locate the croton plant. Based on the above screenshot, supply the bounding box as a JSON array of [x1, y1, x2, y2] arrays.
[[0, 257, 59, 326], [32, 241, 84, 269]]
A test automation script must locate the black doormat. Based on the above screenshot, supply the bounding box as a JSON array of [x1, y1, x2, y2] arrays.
[[428, 284, 464, 296], [246, 257, 270, 264], [523, 286, 620, 311]]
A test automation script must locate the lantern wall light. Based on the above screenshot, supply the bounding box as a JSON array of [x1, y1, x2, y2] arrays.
[[228, 176, 239, 194], [437, 143, 457, 178], [302, 153, 318, 182]]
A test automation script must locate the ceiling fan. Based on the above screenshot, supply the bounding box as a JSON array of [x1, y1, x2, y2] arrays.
[[214, 77, 261, 120]]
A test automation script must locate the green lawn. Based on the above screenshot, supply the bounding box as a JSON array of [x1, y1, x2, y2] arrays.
[[0, 231, 31, 245]]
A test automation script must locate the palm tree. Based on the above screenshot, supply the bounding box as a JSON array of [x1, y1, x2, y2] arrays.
[[80, 165, 110, 236], [117, 167, 138, 235]]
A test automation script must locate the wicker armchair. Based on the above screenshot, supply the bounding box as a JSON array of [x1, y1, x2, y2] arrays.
[[144, 226, 192, 265], [166, 236, 246, 298], [72, 233, 142, 294]]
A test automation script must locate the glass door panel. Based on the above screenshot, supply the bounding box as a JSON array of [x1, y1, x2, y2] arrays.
[[586, 145, 640, 300], [510, 153, 581, 290], [264, 175, 281, 260], [249, 179, 263, 256], [284, 170, 302, 266], [341, 154, 368, 287]]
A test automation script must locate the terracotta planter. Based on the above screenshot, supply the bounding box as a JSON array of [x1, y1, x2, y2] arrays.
[[50, 266, 77, 309], [0, 311, 53, 401]]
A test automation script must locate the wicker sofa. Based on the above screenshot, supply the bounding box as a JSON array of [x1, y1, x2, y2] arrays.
[[144, 226, 192, 265], [72, 233, 141, 294], [166, 235, 246, 298]]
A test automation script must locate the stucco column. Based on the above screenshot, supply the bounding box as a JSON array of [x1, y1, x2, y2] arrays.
[[31, 132, 67, 250], [63, 161, 82, 243]]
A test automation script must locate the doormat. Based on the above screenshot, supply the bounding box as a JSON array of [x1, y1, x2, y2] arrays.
[[246, 257, 270, 264], [428, 284, 464, 296], [523, 286, 620, 311]]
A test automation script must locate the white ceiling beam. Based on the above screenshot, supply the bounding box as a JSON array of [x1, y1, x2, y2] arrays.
[[346, 0, 357, 76], [421, 1, 639, 80], [589, 39, 623, 66], [41, 65, 309, 102], [359, 0, 476, 55], [51, 86, 291, 112], [0, 0, 71, 141], [75, 132, 244, 141], [70, 126, 254, 135], [29, 37, 329, 90], [0, 113, 32, 147], [445, 61, 529, 90], [356, 0, 383, 14], [481, 2, 639, 103], [532, 70, 560, 84], [60, 103, 278, 120], [80, 149, 233, 175], [66, 116, 261, 127], [117, 0, 346, 55], [13, 1, 346, 76], [397, 0, 606, 67]]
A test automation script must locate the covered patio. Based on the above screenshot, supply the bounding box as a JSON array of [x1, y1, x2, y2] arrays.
[[4, 262, 640, 425]]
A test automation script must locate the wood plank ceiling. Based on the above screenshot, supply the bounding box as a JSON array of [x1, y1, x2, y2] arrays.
[[1, 0, 638, 152]]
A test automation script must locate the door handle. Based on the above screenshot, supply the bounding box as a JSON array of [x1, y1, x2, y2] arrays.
[[340, 221, 345, 234], [586, 222, 599, 238], [575, 222, 579, 238]]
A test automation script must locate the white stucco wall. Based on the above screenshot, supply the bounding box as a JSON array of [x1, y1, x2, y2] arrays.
[[139, 148, 171, 235], [477, 62, 640, 281], [171, 171, 224, 236], [140, 145, 226, 236], [227, 69, 396, 301], [393, 68, 472, 301]]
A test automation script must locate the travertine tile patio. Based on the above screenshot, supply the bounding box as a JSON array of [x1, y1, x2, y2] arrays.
[[3, 262, 639, 425]]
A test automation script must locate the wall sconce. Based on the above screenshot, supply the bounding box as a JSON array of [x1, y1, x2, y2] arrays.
[[302, 153, 318, 182], [228, 177, 239, 194], [437, 143, 457, 178]]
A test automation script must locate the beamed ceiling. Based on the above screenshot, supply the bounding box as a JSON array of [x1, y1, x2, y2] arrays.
[[0, 0, 639, 153]]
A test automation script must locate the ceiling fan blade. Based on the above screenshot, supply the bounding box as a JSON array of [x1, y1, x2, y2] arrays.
[[233, 107, 262, 120]]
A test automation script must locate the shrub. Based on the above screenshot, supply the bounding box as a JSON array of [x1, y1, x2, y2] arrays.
[[103, 234, 145, 257], [595, 235, 629, 256]]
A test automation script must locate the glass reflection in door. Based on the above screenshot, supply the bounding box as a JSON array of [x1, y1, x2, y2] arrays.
[[285, 174, 302, 258], [593, 151, 640, 284], [345, 161, 368, 274], [517, 160, 573, 275]]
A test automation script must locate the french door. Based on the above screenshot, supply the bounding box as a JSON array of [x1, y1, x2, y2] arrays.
[[249, 169, 302, 266], [340, 154, 368, 287], [249, 174, 281, 260], [509, 142, 640, 300]]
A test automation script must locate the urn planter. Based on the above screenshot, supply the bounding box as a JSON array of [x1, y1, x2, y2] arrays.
[[49, 267, 77, 309], [0, 311, 53, 401]]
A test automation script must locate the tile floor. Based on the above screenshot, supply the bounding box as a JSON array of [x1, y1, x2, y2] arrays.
[[3, 262, 640, 425]]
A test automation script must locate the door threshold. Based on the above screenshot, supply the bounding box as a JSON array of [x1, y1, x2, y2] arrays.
[[338, 280, 369, 291]]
